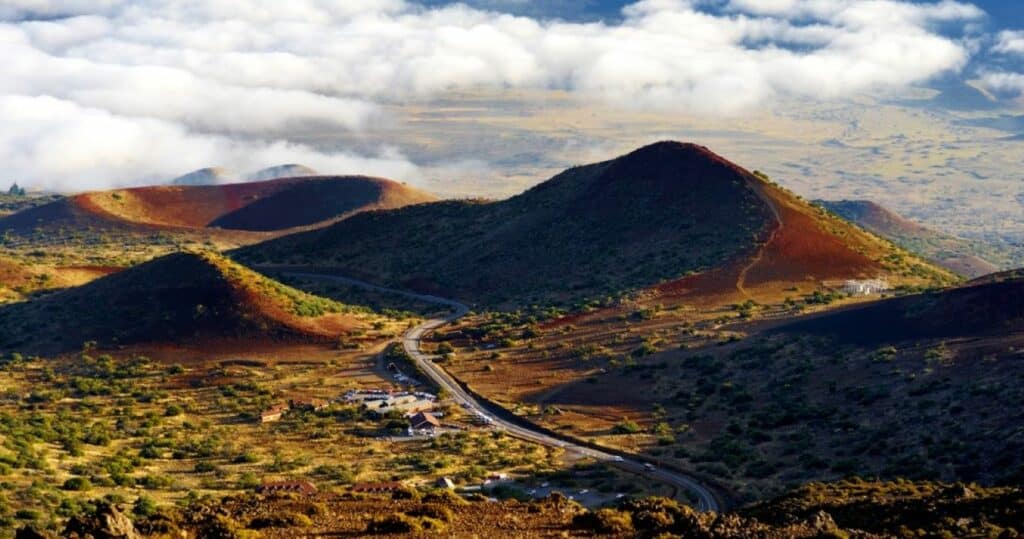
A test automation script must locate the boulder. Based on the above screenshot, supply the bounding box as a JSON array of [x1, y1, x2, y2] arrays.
[[63, 502, 141, 539]]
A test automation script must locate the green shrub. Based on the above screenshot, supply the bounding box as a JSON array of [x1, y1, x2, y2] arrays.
[[408, 504, 455, 523], [612, 420, 642, 434], [62, 477, 92, 491], [133, 496, 158, 518], [248, 511, 312, 529], [366, 513, 422, 534], [573, 508, 634, 534]]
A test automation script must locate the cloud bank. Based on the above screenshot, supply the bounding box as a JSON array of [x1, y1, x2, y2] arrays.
[[977, 30, 1024, 100], [993, 30, 1024, 55], [1, 0, 988, 191]]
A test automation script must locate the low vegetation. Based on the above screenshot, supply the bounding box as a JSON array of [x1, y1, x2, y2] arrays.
[[18, 479, 1020, 537], [0, 349, 609, 536]]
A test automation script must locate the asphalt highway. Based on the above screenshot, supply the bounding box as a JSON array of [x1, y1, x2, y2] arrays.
[[283, 271, 722, 511]]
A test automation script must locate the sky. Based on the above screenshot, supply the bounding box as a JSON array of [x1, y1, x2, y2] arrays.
[[1, 0, 1023, 240]]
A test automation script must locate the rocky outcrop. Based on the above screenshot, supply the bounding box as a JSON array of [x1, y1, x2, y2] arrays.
[[62, 502, 140, 539]]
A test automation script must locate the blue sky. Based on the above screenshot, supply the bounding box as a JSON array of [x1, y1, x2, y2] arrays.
[[421, 0, 1022, 27], [414, 0, 1024, 102]]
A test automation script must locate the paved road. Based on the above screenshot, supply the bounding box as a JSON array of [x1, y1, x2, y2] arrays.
[[282, 271, 723, 512]]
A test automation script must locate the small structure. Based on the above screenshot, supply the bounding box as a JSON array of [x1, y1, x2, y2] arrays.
[[364, 393, 435, 416], [290, 397, 329, 411], [260, 403, 289, 423], [256, 480, 317, 495], [485, 473, 509, 483], [409, 411, 441, 431], [435, 477, 455, 490], [352, 481, 404, 493], [842, 278, 890, 296]]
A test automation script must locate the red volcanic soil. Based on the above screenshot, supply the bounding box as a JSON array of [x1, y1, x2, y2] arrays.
[[0, 176, 436, 235], [210, 176, 435, 231], [654, 154, 941, 305], [0, 258, 31, 286], [740, 182, 879, 288]]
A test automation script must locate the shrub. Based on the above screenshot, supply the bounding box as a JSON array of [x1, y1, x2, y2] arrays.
[[62, 477, 92, 491], [15, 509, 42, 521], [194, 461, 217, 473], [248, 511, 313, 529], [391, 487, 421, 501], [409, 504, 455, 522], [422, 489, 468, 506], [139, 474, 175, 490], [573, 508, 634, 534], [612, 420, 642, 434], [232, 452, 258, 464], [366, 513, 422, 534], [133, 496, 158, 518], [237, 472, 260, 489]]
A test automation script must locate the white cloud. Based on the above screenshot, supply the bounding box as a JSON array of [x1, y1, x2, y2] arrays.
[[0, 95, 418, 192], [0, 0, 988, 190], [993, 30, 1024, 56], [978, 71, 1024, 99]]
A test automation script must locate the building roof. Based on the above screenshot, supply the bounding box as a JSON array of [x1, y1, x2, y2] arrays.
[[256, 480, 317, 495], [409, 411, 441, 428], [260, 403, 289, 418], [290, 397, 328, 408], [352, 481, 404, 493]]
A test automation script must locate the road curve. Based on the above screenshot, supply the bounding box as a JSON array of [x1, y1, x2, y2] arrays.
[[281, 271, 722, 512]]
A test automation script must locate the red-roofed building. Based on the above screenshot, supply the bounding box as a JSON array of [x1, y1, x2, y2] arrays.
[[409, 411, 441, 431], [352, 482, 404, 493], [256, 480, 317, 495], [260, 403, 289, 423]]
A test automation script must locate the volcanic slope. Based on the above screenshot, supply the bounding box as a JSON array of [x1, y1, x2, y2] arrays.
[[772, 270, 1024, 344], [238, 142, 955, 307], [816, 199, 1001, 278], [0, 251, 380, 354], [491, 273, 1024, 499], [0, 175, 435, 235]]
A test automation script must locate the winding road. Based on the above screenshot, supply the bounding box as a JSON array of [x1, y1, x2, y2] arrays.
[[282, 271, 724, 512]]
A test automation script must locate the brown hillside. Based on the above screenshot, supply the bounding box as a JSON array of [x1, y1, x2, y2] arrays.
[[0, 176, 435, 234], [0, 251, 379, 354], [816, 199, 1001, 278], [0, 257, 121, 302], [656, 170, 955, 305], [942, 255, 1000, 280], [435, 271, 1024, 500], [71, 481, 1021, 538], [820, 199, 931, 236]]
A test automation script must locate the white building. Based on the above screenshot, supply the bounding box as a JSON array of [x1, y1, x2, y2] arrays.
[[842, 278, 890, 296]]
